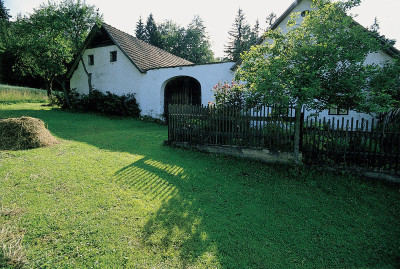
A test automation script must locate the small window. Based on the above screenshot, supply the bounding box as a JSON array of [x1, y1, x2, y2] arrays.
[[88, 54, 94, 66], [328, 106, 349, 115], [301, 10, 310, 17], [110, 51, 117, 62]]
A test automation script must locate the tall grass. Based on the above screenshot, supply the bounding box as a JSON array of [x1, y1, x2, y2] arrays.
[[0, 84, 48, 104]]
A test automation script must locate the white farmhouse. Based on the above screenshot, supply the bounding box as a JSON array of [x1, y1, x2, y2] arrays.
[[67, 23, 235, 119], [68, 0, 398, 121]]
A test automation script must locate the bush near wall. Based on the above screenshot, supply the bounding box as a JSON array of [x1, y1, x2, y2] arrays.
[[54, 89, 141, 117]]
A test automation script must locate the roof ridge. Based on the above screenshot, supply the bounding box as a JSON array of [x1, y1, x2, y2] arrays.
[[101, 22, 194, 67]]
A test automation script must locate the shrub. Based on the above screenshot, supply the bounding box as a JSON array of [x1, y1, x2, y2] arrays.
[[54, 89, 141, 117], [213, 81, 246, 109]]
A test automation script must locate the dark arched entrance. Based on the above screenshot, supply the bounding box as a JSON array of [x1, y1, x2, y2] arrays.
[[164, 76, 201, 117]]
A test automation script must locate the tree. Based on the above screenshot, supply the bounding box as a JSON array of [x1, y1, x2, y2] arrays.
[[0, 0, 10, 21], [224, 8, 252, 62], [0, 0, 10, 52], [183, 15, 214, 63], [145, 13, 162, 47], [59, 0, 101, 52], [248, 19, 261, 45], [158, 20, 186, 56], [235, 0, 397, 164], [10, 0, 101, 99], [155, 16, 214, 64], [135, 16, 146, 41], [11, 3, 70, 96]]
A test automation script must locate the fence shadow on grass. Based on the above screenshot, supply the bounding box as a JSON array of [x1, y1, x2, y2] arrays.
[[113, 158, 218, 267]]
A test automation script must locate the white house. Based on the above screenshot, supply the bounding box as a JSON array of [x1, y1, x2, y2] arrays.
[[67, 23, 235, 119], [68, 0, 398, 121]]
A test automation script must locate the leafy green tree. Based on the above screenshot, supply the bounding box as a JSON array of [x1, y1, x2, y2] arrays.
[[9, 0, 101, 99], [11, 3, 69, 96], [135, 16, 146, 41], [0, 0, 10, 52], [235, 0, 397, 164], [59, 0, 101, 52], [158, 20, 186, 56], [59, 0, 102, 101], [155, 16, 214, 64], [182, 15, 214, 63]]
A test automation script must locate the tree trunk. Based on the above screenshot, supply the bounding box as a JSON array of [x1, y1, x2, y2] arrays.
[[293, 104, 303, 165], [45, 80, 53, 97], [56, 78, 70, 109], [80, 56, 93, 95]]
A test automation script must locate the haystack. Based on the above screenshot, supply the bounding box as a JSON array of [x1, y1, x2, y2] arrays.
[[0, 117, 58, 150]]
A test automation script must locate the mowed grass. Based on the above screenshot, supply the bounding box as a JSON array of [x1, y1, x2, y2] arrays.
[[0, 84, 49, 104], [0, 102, 399, 268]]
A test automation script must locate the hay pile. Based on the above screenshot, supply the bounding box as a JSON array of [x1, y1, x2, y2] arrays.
[[0, 117, 58, 150]]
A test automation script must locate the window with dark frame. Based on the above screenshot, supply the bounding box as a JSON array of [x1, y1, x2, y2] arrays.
[[88, 54, 94, 66], [110, 51, 117, 62], [328, 106, 349, 115]]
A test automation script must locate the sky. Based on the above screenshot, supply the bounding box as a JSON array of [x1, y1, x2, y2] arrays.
[[5, 0, 400, 58]]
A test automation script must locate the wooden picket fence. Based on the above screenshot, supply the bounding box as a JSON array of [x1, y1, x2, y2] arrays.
[[168, 104, 400, 172], [302, 117, 400, 171], [168, 104, 300, 152]]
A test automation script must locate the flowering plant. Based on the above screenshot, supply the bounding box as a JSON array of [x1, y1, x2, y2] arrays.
[[212, 81, 245, 109]]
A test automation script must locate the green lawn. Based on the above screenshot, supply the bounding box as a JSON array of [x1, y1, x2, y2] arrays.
[[0, 102, 399, 268]]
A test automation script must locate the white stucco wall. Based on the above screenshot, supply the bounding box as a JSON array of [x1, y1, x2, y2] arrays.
[[70, 45, 144, 96], [70, 45, 235, 119], [141, 62, 235, 117]]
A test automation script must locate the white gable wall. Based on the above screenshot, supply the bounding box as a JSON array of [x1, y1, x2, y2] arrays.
[[276, 0, 313, 34], [70, 45, 144, 96]]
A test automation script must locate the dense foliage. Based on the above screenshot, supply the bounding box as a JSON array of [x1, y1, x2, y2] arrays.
[[54, 89, 141, 117], [0, 0, 10, 52], [1, 0, 102, 93], [135, 14, 214, 64]]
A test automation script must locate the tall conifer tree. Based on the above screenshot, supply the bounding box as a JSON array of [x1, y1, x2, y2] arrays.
[[145, 13, 161, 47], [135, 16, 146, 41], [224, 8, 251, 62]]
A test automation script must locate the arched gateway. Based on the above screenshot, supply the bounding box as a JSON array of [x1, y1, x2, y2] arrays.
[[164, 76, 201, 118]]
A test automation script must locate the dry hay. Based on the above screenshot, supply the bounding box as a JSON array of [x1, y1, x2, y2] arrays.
[[0, 116, 58, 150]]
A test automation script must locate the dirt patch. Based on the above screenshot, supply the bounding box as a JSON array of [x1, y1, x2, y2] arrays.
[[0, 117, 58, 150]]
